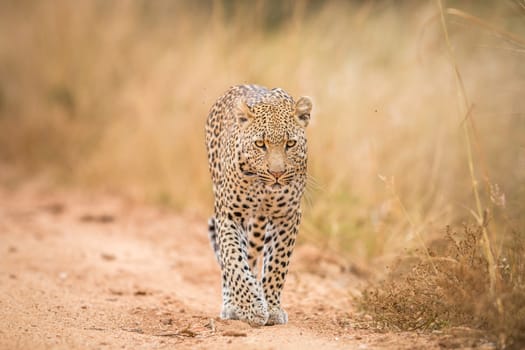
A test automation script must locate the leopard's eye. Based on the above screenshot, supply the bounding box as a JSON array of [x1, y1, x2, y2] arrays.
[[254, 140, 266, 148], [286, 140, 297, 148]]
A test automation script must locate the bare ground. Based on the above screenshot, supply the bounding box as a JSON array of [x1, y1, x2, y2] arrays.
[[0, 182, 453, 350]]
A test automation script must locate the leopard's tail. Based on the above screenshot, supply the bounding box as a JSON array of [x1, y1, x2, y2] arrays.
[[208, 216, 222, 268]]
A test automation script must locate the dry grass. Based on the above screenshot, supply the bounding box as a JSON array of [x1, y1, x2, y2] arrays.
[[357, 3, 525, 348], [0, 0, 524, 347], [0, 1, 523, 248], [361, 225, 525, 348]]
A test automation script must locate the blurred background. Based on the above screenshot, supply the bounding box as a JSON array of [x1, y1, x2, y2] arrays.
[[0, 0, 524, 263]]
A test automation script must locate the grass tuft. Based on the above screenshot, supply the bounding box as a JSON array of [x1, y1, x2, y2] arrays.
[[360, 224, 525, 348]]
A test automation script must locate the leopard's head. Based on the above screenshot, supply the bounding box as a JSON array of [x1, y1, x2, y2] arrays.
[[234, 88, 312, 190]]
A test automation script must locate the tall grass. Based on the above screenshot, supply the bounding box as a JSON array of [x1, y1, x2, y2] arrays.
[[357, 2, 525, 347], [0, 0, 523, 262]]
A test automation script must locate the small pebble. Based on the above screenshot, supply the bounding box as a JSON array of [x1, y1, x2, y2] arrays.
[[160, 318, 173, 325], [101, 253, 116, 261]]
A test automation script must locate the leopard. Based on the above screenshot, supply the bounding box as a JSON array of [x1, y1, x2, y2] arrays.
[[205, 84, 312, 327]]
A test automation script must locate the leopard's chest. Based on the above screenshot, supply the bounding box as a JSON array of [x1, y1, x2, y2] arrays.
[[223, 181, 297, 219]]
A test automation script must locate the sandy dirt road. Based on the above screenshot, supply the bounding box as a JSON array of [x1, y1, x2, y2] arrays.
[[0, 184, 447, 349]]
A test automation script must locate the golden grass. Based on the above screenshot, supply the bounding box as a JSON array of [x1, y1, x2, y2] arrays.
[[0, 0, 523, 256], [0, 1, 523, 248], [354, 3, 524, 347], [0, 1, 524, 344]]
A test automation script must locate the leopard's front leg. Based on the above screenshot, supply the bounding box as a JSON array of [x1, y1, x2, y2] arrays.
[[216, 216, 269, 327], [261, 210, 301, 325]]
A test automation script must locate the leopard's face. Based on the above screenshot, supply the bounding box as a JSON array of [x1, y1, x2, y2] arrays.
[[234, 92, 312, 191]]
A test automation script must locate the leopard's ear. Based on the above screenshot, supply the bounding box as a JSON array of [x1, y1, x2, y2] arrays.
[[295, 96, 312, 128], [234, 99, 254, 126]]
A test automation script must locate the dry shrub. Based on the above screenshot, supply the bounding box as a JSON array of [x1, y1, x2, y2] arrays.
[[361, 225, 525, 349]]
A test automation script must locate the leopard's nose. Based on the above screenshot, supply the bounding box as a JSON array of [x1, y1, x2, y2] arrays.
[[269, 170, 285, 179]]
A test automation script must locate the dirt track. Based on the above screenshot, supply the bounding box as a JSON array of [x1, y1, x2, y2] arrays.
[[0, 184, 447, 349]]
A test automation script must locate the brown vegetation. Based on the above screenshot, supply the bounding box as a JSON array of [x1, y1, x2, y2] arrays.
[[361, 225, 525, 348]]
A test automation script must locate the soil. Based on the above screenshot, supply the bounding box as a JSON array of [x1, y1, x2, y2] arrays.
[[0, 182, 455, 350]]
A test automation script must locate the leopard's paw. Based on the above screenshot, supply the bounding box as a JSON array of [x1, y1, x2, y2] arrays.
[[220, 304, 240, 320], [266, 307, 288, 326], [244, 296, 268, 327]]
